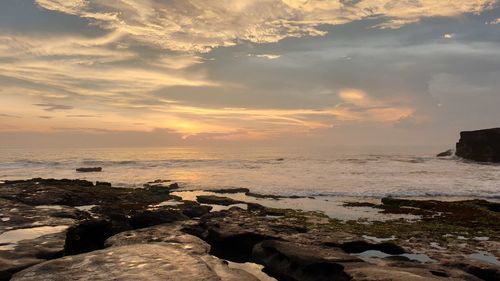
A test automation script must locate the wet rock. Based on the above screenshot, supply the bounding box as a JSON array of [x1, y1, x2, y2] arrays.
[[245, 192, 283, 199], [64, 219, 114, 255], [76, 167, 102, 173], [178, 202, 212, 218], [12, 244, 259, 281], [0, 258, 41, 281], [210, 188, 251, 194], [129, 209, 188, 229], [0, 199, 85, 280], [0, 179, 186, 278], [330, 240, 407, 255], [0, 178, 176, 207], [185, 208, 316, 262], [206, 230, 276, 263], [343, 202, 378, 208], [144, 179, 171, 185], [95, 181, 111, 187], [0, 232, 67, 281], [253, 240, 357, 281], [437, 149, 453, 157], [144, 182, 180, 190], [196, 195, 244, 206], [444, 260, 500, 281], [345, 265, 469, 281], [456, 128, 500, 163]]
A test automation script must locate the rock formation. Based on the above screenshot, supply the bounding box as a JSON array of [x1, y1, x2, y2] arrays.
[[456, 128, 500, 163], [76, 167, 102, 173], [2, 179, 499, 281], [436, 149, 453, 157]]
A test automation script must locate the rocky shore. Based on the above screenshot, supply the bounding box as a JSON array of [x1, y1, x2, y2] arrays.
[[1, 179, 499, 280]]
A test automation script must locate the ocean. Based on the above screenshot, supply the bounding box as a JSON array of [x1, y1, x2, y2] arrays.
[[1, 146, 499, 198]]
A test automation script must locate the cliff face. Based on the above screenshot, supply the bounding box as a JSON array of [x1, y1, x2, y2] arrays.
[[456, 128, 500, 163]]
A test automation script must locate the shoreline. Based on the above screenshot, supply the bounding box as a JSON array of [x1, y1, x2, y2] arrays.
[[1, 178, 499, 280], [3, 178, 500, 200]]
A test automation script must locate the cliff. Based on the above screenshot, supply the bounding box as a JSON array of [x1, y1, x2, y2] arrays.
[[456, 128, 500, 163]]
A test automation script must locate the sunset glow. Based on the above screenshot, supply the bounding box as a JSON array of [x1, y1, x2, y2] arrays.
[[1, 0, 499, 146]]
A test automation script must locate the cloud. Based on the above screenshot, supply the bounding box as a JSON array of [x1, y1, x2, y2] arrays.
[[0, 32, 218, 116], [66, 114, 101, 118], [34, 0, 496, 52], [34, 103, 74, 111], [338, 88, 369, 107], [253, 54, 281, 60], [1, 1, 499, 145], [0, 113, 20, 118], [487, 18, 500, 24], [393, 114, 429, 129], [0, 128, 185, 148]]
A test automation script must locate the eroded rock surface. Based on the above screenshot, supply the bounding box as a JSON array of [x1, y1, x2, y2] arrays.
[[12, 244, 259, 281], [0, 179, 192, 279], [2, 179, 499, 281], [105, 223, 210, 255]]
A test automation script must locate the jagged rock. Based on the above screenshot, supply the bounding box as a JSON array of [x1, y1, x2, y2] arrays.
[[178, 202, 212, 218], [456, 128, 500, 162], [0, 178, 176, 207], [0, 179, 183, 278], [253, 240, 358, 281], [210, 188, 251, 194], [443, 260, 500, 281], [437, 149, 453, 157], [11, 244, 259, 281], [129, 209, 188, 229], [196, 195, 244, 206], [64, 220, 115, 255], [184, 208, 313, 262], [2, 179, 499, 280], [76, 167, 102, 173], [326, 240, 406, 255]]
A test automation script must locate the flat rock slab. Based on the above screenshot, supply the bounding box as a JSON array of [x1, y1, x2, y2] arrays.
[[345, 265, 481, 281], [0, 199, 80, 280], [12, 244, 259, 281]]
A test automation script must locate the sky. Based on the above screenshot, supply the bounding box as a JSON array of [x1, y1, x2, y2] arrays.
[[0, 0, 499, 148]]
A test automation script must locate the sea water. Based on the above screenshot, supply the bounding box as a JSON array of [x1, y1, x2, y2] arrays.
[[0, 145, 499, 198]]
